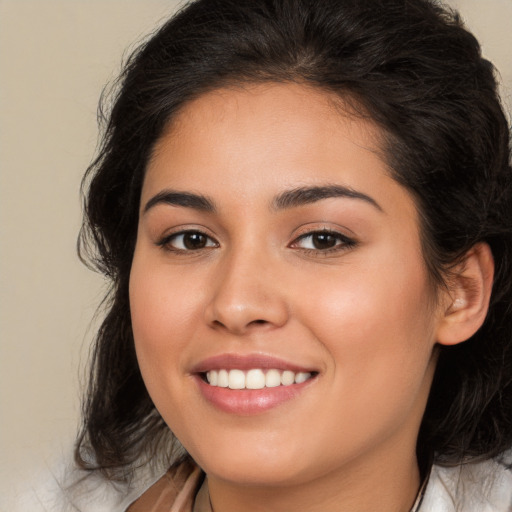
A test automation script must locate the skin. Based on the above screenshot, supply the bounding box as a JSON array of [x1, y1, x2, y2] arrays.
[[129, 83, 487, 511]]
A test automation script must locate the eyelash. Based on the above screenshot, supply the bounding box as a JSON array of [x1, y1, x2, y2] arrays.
[[157, 229, 357, 255], [291, 229, 357, 254]]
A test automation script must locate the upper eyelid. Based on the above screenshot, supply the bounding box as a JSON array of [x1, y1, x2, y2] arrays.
[[295, 228, 347, 238], [291, 225, 355, 241], [157, 225, 217, 240], [292, 221, 356, 236]]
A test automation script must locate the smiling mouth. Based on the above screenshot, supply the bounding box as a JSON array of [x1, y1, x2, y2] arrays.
[[202, 368, 316, 390]]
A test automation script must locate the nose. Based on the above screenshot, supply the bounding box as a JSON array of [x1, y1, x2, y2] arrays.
[[204, 247, 289, 335]]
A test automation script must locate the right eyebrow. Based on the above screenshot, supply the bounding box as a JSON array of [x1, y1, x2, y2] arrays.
[[143, 190, 216, 213]]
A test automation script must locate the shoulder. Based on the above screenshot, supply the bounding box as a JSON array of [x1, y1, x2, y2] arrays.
[[422, 452, 512, 512]]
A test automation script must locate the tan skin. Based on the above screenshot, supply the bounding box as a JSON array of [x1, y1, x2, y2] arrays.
[[129, 83, 494, 511]]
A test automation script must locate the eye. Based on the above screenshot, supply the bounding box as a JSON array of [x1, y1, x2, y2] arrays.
[[159, 230, 218, 252], [292, 230, 356, 252]]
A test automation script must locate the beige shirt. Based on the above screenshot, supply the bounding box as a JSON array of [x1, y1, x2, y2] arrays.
[[126, 460, 210, 512]]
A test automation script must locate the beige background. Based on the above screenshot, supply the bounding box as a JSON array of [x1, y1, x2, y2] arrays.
[[1, 0, 511, 489]]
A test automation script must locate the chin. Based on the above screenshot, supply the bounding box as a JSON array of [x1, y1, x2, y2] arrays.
[[188, 437, 314, 486]]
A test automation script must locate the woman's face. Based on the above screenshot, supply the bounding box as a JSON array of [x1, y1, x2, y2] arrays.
[[130, 83, 444, 486]]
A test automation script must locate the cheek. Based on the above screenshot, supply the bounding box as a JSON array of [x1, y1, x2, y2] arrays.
[[297, 246, 437, 403], [129, 253, 199, 403], [130, 251, 204, 345], [308, 236, 434, 339], [291, 266, 436, 465]]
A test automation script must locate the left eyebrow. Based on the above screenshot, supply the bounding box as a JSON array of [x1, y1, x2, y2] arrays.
[[272, 185, 383, 212]]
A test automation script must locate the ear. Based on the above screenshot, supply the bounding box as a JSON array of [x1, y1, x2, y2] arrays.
[[436, 242, 494, 346]]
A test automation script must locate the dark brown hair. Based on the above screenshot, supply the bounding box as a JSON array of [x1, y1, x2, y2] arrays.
[[77, 0, 512, 480]]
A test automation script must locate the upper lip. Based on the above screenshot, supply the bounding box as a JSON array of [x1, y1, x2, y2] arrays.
[[190, 353, 317, 374]]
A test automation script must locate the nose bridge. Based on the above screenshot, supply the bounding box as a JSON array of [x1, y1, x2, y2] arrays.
[[205, 239, 288, 333]]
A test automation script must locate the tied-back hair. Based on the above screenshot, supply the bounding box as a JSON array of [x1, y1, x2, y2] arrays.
[[77, 0, 512, 480]]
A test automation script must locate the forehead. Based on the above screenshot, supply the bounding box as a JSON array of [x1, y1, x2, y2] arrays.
[[162, 82, 383, 153], [170, 82, 366, 130], [144, 83, 393, 200]]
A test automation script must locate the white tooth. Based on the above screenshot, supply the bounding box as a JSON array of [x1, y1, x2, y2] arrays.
[[207, 370, 218, 386], [265, 369, 281, 388], [246, 369, 265, 389], [295, 372, 311, 384], [228, 369, 246, 389], [217, 369, 229, 388], [281, 370, 295, 386]]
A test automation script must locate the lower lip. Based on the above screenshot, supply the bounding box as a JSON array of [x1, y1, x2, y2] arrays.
[[195, 375, 316, 415]]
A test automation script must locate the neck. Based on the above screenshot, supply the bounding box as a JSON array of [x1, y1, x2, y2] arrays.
[[206, 443, 421, 512]]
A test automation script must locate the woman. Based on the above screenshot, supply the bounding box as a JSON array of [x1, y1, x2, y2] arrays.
[[48, 0, 512, 510]]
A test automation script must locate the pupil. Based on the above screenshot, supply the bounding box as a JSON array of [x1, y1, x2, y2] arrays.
[[313, 233, 336, 250], [184, 232, 206, 250]]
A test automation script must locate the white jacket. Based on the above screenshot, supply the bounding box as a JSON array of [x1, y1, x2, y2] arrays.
[[5, 454, 512, 511]]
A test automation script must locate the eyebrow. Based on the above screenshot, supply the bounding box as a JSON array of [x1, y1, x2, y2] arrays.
[[143, 184, 382, 215], [143, 190, 216, 213], [272, 185, 383, 212]]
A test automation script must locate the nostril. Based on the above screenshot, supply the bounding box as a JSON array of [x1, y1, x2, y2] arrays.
[[252, 319, 267, 325]]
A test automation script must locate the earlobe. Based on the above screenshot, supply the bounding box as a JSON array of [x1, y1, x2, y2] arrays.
[[436, 242, 494, 346]]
